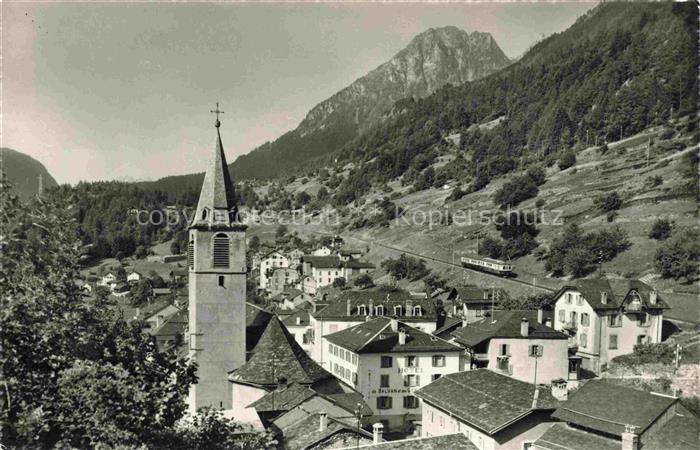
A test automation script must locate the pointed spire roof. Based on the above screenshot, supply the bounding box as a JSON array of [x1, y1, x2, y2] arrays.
[[229, 315, 331, 387], [191, 114, 238, 228]]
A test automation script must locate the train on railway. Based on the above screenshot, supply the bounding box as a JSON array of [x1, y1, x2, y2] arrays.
[[460, 255, 515, 277]]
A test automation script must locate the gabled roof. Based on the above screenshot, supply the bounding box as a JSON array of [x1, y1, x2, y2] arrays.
[[149, 309, 187, 337], [325, 317, 461, 354], [533, 423, 620, 450], [190, 120, 238, 228], [271, 288, 303, 303], [248, 382, 316, 412], [554, 278, 669, 311], [230, 315, 332, 387], [338, 248, 363, 256], [415, 369, 559, 435], [451, 310, 566, 347], [432, 316, 463, 339], [282, 309, 310, 327], [643, 412, 700, 450], [552, 380, 677, 437], [343, 260, 376, 269], [276, 413, 372, 450], [313, 288, 438, 321], [302, 255, 343, 269], [343, 433, 478, 450], [448, 286, 507, 305]]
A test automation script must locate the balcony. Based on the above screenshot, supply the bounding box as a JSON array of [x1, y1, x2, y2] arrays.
[[626, 301, 642, 312], [496, 356, 511, 374]]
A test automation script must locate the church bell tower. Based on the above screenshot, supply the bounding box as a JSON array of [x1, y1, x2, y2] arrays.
[[187, 105, 247, 411]]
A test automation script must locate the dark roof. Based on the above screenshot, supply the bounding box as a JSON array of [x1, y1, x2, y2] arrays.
[[552, 380, 677, 436], [313, 289, 438, 321], [248, 383, 315, 412], [152, 288, 171, 295], [277, 413, 371, 450], [348, 433, 478, 450], [169, 269, 187, 276], [325, 317, 461, 354], [432, 316, 463, 339], [339, 248, 362, 255], [323, 392, 373, 416], [343, 260, 376, 269], [246, 302, 273, 328], [451, 310, 567, 347], [643, 412, 700, 450], [271, 288, 304, 303], [282, 309, 310, 327], [415, 369, 559, 434], [533, 423, 620, 450], [554, 278, 670, 311], [230, 315, 332, 387], [149, 309, 187, 337], [303, 255, 343, 269], [448, 286, 508, 305]]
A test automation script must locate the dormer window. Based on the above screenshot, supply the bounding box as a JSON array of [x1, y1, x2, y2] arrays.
[[413, 306, 422, 317], [201, 208, 209, 220], [394, 305, 404, 316], [357, 304, 367, 316], [626, 291, 642, 312], [375, 305, 385, 316]]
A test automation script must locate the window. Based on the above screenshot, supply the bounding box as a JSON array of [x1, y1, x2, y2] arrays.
[[403, 374, 420, 387], [432, 374, 442, 382], [394, 305, 404, 316], [212, 233, 230, 268], [403, 396, 419, 409], [576, 295, 583, 306], [413, 306, 422, 316], [639, 313, 650, 327], [376, 396, 392, 410], [570, 311, 578, 325], [529, 345, 543, 357], [566, 293, 572, 304], [608, 314, 622, 327], [187, 240, 194, 268], [357, 305, 367, 315], [375, 305, 385, 316], [201, 208, 208, 220], [406, 355, 418, 367], [380, 356, 393, 368], [352, 354, 358, 365], [558, 310, 565, 323], [500, 344, 510, 356], [432, 355, 445, 367], [637, 335, 648, 345], [475, 309, 484, 317], [439, 415, 444, 427], [328, 343, 333, 354], [581, 313, 589, 327], [352, 372, 358, 385], [218, 275, 225, 287], [579, 333, 588, 348], [609, 334, 618, 350], [380, 374, 390, 388]]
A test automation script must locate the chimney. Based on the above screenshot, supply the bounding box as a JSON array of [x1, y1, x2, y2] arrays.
[[277, 376, 288, 391], [312, 301, 317, 313], [551, 379, 568, 401], [346, 298, 351, 316], [390, 318, 399, 332], [545, 318, 552, 328], [537, 309, 544, 324], [156, 315, 163, 328], [483, 290, 489, 300], [601, 291, 608, 305], [452, 304, 457, 316], [398, 328, 407, 345], [406, 299, 413, 317], [621, 425, 639, 450], [462, 317, 468, 328], [319, 412, 328, 431], [649, 290, 657, 305], [296, 316, 301, 325], [521, 318, 529, 337], [531, 386, 540, 409], [372, 422, 384, 444], [369, 299, 374, 316]]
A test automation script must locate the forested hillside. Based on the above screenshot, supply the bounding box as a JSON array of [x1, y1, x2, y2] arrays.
[[326, 2, 697, 204], [1, 148, 58, 200]]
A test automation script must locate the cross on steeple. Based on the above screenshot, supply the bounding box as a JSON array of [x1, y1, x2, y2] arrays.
[[210, 102, 224, 128]]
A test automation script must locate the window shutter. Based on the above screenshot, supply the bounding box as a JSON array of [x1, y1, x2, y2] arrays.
[[212, 234, 230, 268], [187, 241, 194, 268], [416, 375, 421, 386]]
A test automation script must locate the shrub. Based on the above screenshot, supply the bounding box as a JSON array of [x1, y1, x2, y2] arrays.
[[645, 175, 663, 188], [472, 174, 490, 191], [557, 151, 577, 170], [526, 165, 547, 186], [332, 277, 347, 288], [493, 176, 538, 208], [381, 254, 430, 281], [594, 191, 623, 212], [612, 343, 675, 366], [655, 228, 700, 281], [649, 218, 673, 240], [353, 274, 374, 289], [479, 237, 503, 259]]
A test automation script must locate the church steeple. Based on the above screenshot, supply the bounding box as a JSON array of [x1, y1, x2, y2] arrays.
[[192, 103, 238, 227]]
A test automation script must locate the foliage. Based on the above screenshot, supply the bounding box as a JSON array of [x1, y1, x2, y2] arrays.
[[381, 254, 430, 281], [0, 186, 197, 448], [594, 191, 623, 212], [332, 277, 347, 288], [479, 236, 503, 259], [648, 218, 673, 240], [525, 165, 547, 186], [172, 407, 277, 450], [557, 151, 577, 170], [423, 274, 447, 291], [353, 274, 374, 289], [545, 224, 630, 277], [493, 175, 539, 208], [611, 343, 676, 366], [655, 228, 700, 281], [501, 293, 555, 311], [130, 278, 153, 305]]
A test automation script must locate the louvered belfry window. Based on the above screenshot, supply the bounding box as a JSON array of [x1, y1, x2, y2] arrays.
[[187, 240, 194, 269], [212, 233, 230, 268]]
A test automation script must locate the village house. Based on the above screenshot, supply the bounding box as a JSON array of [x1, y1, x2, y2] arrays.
[[269, 266, 300, 296], [288, 248, 305, 266], [312, 246, 333, 256], [444, 286, 508, 324], [259, 250, 290, 291], [149, 309, 187, 350], [415, 369, 563, 450], [450, 310, 574, 385], [301, 255, 375, 287], [324, 317, 462, 432], [309, 289, 446, 369], [227, 315, 351, 428], [112, 282, 130, 297], [270, 288, 312, 311], [126, 270, 142, 283], [169, 268, 188, 284], [275, 410, 374, 450], [552, 279, 668, 374], [282, 309, 313, 354], [532, 380, 698, 450], [338, 248, 363, 262], [338, 433, 478, 450], [299, 275, 319, 295], [97, 271, 118, 290]]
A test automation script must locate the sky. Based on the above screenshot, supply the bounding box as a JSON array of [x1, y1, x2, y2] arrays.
[[3, 1, 597, 185]]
